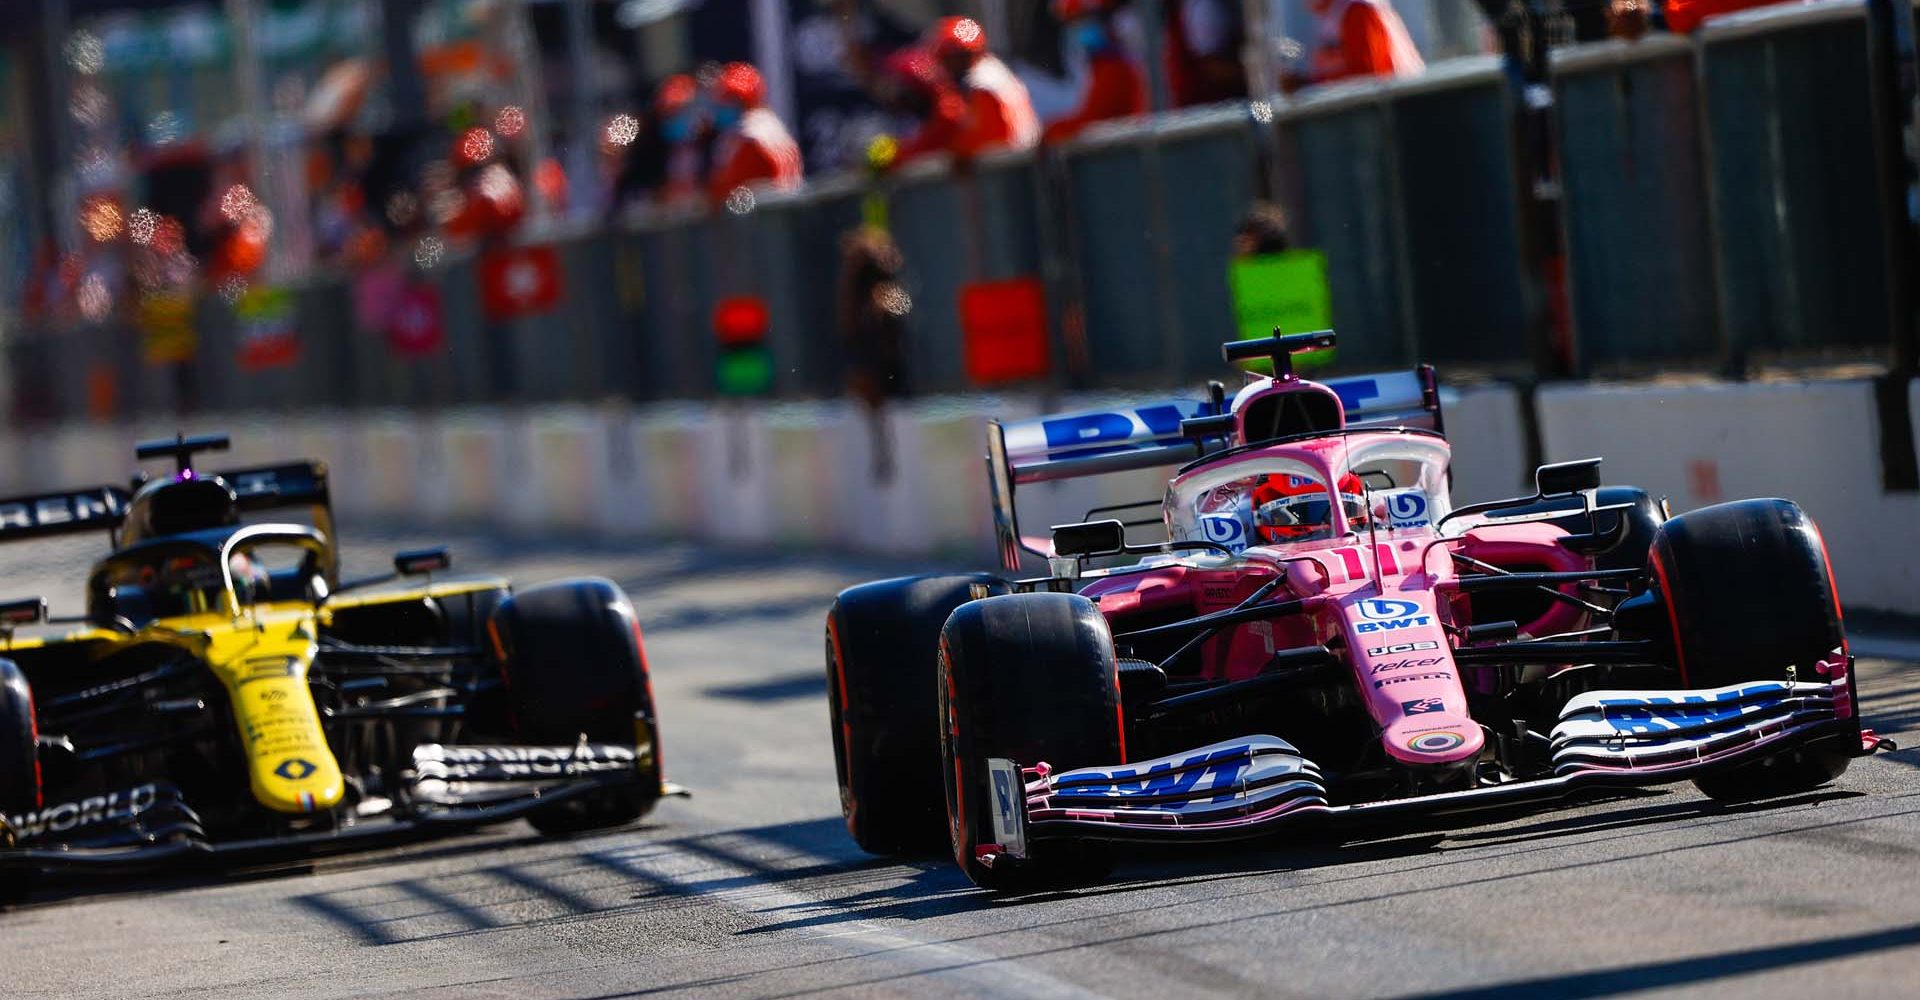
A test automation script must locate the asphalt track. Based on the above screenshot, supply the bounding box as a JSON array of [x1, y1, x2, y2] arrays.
[[2, 527, 1918, 1000]]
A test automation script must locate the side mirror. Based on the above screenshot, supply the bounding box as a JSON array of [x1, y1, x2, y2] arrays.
[[1535, 458, 1602, 498], [1180, 414, 1236, 442], [394, 547, 452, 576], [0, 597, 47, 627], [1051, 520, 1127, 559]]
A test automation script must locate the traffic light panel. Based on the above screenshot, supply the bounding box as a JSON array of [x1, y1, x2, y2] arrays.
[[713, 295, 773, 396]]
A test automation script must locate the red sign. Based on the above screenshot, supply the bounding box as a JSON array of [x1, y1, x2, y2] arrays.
[[712, 296, 770, 346], [389, 283, 446, 358], [479, 245, 563, 321], [960, 277, 1050, 384]]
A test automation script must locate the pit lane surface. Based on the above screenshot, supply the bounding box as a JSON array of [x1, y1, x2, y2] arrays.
[[2, 528, 1918, 1000]]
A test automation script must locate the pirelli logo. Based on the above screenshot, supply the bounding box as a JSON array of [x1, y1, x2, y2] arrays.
[[0, 489, 126, 534]]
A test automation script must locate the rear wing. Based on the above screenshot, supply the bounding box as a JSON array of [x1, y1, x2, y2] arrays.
[[222, 462, 332, 513], [0, 488, 131, 542], [986, 367, 1442, 571], [0, 460, 332, 548]]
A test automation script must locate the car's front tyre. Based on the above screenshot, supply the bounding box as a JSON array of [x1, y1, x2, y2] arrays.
[[938, 592, 1124, 892], [1650, 499, 1855, 802], [490, 579, 664, 835]]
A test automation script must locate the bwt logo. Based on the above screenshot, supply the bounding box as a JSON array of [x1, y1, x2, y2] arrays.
[[1359, 599, 1421, 621], [1039, 403, 1204, 460], [1355, 599, 1432, 635], [1063, 747, 1251, 805], [1386, 492, 1431, 528], [1200, 514, 1246, 548], [1596, 689, 1777, 735]]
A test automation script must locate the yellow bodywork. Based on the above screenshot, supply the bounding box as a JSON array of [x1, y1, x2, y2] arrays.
[[5, 578, 507, 817], [180, 607, 342, 814]]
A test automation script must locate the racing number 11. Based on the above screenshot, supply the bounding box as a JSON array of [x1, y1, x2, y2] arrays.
[[1334, 545, 1400, 578]]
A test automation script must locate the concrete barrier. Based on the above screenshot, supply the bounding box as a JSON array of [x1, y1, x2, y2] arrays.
[[1537, 378, 1920, 614], [8, 376, 1914, 615]]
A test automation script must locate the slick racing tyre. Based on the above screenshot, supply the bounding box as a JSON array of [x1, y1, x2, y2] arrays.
[[827, 574, 1008, 855], [1650, 499, 1854, 802], [491, 578, 663, 835], [0, 659, 40, 904], [939, 592, 1124, 892]]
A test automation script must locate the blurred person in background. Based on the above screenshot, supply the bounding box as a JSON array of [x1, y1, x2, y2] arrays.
[[1164, 0, 1249, 106], [927, 17, 1041, 158], [705, 63, 805, 207], [1286, 0, 1426, 91], [1233, 201, 1293, 257], [837, 226, 914, 482], [1042, 0, 1148, 143], [1607, 0, 1654, 39], [877, 47, 969, 165], [648, 74, 712, 208]]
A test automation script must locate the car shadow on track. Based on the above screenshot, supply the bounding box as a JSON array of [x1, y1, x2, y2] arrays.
[[287, 816, 945, 947], [1390, 921, 1920, 1000], [4, 825, 602, 912], [735, 786, 1877, 937]]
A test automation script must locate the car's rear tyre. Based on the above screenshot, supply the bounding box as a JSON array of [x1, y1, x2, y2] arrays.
[[0, 659, 40, 905], [827, 574, 1008, 855], [491, 578, 663, 835], [1650, 499, 1854, 802], [939, 592, 1124, 892]]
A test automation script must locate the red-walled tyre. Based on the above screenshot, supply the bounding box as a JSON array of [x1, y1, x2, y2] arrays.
[[826, 574, 1007, 855], [1650, 499, 1854, 802], [491, 578, 663, 835], [939, 592, 1124, 892]]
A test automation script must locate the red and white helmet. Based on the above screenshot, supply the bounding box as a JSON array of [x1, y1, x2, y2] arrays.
[[1251, 472, 1368, 543], [712, 62, 766, 109], [927, 16, 989, 59]]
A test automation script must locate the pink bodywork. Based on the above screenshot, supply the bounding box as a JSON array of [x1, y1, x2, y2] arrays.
[[1080, 431, 1596, 771]]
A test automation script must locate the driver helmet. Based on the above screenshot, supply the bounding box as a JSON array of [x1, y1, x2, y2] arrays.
[[158, 555, 220, 615], [1252, 473, 1368, 543]]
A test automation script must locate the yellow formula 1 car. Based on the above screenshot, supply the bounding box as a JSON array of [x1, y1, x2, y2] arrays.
[[0, 434, 676, 897]]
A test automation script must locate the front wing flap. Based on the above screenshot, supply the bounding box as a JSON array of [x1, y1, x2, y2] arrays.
[[0, 735, 676, 874], [1000, 679, 1864, 851]]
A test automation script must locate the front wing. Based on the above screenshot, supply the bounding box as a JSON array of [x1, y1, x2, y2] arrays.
[[983, 678, 1874, 859], [0, 736, 683, 875]]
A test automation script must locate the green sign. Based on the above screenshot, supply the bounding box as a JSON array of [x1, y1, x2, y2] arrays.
[[717, 348, 774, 397], [1229, 250, 1335, 373]]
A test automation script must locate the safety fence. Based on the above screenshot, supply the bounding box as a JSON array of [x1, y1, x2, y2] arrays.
[[6, 0, 1909, 422]]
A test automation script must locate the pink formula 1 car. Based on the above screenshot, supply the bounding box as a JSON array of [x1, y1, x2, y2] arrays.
[[826, 333, 1888, 890]]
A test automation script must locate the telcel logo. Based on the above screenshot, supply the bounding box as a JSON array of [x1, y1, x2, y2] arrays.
[[1371, 656, 1445, 674]]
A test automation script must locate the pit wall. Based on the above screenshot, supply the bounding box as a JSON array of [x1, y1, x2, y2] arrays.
[[5, 376, 1915, 614]]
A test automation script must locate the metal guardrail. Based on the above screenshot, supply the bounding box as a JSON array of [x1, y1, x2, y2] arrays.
[[1697, 0, 1902, 365], [1553, 35, 1722, 370], [1276, 56, 1532, 373], [7, 4, 1914, 422]]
